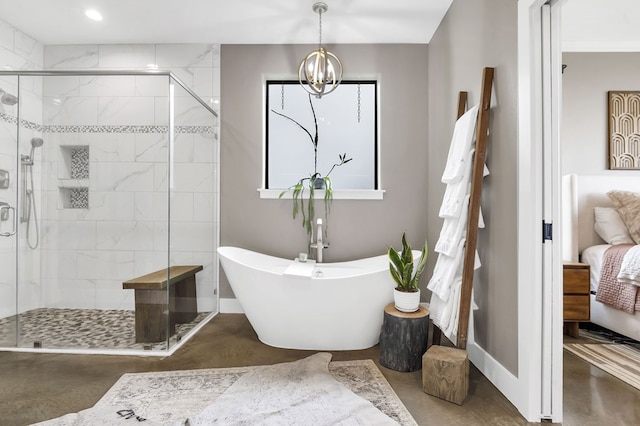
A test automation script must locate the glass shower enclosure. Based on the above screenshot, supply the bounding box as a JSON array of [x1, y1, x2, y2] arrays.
[[0, 70, 219, 354]]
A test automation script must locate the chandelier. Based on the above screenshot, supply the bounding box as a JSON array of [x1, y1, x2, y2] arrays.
[[298, 2, 343, 98]]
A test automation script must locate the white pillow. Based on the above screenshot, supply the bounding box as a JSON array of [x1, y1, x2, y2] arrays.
[[594, 207, 634, 245]]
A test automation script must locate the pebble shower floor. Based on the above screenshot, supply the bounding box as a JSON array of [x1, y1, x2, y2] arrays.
[[0, 308, 209, 351]]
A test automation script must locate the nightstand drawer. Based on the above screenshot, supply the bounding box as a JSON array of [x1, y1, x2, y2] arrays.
[[563, 295, 590, 320], [563, 265, 590, 294]]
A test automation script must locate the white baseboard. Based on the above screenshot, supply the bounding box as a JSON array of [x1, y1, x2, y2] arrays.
[[428, 309, 522, 420], [467, 341, 521, 416], [220, 298, 244, 314]]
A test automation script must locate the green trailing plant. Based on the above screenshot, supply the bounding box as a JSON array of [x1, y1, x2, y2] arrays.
[[388, 232, 428, 293], [273, 94, 352, 244]]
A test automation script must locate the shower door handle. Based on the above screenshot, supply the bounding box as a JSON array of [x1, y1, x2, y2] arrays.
[[0, 202, 16, 236]]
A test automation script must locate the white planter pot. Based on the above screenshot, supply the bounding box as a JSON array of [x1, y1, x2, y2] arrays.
[[394, 288, 421, 313]]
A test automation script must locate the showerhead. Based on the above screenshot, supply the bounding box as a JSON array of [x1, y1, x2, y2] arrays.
[[26, 137, 44, 164], [0, 89, 18, 106]]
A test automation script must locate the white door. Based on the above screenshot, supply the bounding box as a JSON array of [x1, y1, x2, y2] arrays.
[[517, 0, 565, 422], [541, 1, 565, 420], [0, 75, 19, 347]]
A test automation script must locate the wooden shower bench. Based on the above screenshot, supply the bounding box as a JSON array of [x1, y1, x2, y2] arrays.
[[123, 265, 203, 343]]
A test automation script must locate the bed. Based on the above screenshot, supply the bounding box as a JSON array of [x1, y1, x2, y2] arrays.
[[562, 174, 640, 342]]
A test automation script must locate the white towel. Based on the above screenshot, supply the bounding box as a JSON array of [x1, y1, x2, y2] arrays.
[[436, 198, 487, 257], [436, 196, 469, 256], [428, 239, 466, 301], [444, 284, 479, 338], [429, 236, 483, 302], [478, 207, 485, 229], [435, 212, 485, 257], [444, 279, 462, 336], [429, 289, 456, 331], [439, 160, 489, 220], [438, 159, 489, 221], [439, 150, 474, 218], [473, 248, 481, 270], [430, 283, 479, 338], [441, 105, 479, 184], [617, 244, 640, 286]]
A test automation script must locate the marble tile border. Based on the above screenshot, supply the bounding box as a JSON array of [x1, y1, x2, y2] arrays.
[[45, 124, 216, 134], [0, 113, 215, 135]]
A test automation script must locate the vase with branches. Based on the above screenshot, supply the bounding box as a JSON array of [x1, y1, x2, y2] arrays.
[[272, 94, 352, 248]]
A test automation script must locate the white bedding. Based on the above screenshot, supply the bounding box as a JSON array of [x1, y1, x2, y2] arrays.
[[580, 244, 610, 293], [580, 244, 640, 343], [582, 244, 640, 292], [618, 245, 640, 286]]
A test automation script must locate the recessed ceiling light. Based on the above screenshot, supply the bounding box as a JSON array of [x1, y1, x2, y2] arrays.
[[85, 9, 103, 21]]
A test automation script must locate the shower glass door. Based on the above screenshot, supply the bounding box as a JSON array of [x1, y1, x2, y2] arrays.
[[166, 77, 219, 350], [15, 74, 45, 349], [0, 70, 218, 354], [0, 75, 19, 348]]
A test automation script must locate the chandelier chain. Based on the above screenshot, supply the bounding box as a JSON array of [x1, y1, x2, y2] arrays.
[[357, 84, 361, 123], [318, 9, 323, 45]]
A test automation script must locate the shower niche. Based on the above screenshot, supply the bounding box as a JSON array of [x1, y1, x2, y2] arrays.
[[58, 145, 89, 209]]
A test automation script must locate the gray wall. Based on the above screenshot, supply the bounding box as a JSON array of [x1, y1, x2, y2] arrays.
[[219, 44, 430, 299], [427, 0, 519, 373], [562, 52, 640, 175]]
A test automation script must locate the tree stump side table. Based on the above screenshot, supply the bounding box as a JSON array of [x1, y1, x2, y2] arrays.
[[379, 303, 430, 372]]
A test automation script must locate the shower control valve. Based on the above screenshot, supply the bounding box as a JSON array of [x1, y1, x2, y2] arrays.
[[0, 201, 16, 236], [0, 170, 8, 189], [0, 201, 10, 221]]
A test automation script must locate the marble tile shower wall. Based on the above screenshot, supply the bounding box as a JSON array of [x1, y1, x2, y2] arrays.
[[0, 18, 44, 127], [37, 44, 220, 312], [0, 18, 44, 319], [0, 18, 43, 69]]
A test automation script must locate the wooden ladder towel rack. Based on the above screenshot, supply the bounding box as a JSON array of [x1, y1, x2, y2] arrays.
[[424, 67, 494, 405], [431, 67, 494, 350], [456, 66, 494, 350]]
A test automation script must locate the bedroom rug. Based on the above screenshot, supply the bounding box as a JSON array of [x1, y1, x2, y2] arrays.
[[33, 353, 417, 426], [564, 343, 640, 390]]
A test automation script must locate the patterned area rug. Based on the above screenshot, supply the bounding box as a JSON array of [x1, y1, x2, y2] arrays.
[[34, 354, 417, 425], [564, 343, 640, 390]]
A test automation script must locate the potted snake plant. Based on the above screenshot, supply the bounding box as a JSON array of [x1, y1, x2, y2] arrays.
[[273, 94, 351, 249], [388, 232, 428, 312]]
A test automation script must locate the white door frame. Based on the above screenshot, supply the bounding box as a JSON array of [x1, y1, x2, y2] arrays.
[[516, 0, 565, 422]]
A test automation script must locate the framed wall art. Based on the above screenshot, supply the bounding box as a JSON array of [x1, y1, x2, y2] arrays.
[[608, 91, 640, 170]]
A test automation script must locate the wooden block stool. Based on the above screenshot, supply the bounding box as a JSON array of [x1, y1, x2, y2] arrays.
[[422, 345, 469, 405], [379, 303, 430, 372]]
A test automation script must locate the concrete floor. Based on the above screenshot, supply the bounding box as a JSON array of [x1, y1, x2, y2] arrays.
[[0, 314, 639, 425]]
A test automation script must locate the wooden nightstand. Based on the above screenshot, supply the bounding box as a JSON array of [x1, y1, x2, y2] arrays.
[[563, 262, 591, 338]]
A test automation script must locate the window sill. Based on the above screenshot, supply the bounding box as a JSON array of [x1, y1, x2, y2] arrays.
[[258, 189, 385, 200]]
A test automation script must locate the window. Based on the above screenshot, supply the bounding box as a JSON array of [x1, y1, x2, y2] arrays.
[[265, 80, 378, 192]]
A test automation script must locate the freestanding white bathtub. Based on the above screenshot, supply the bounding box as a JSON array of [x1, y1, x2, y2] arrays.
[[217, 246, 417, 351]]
